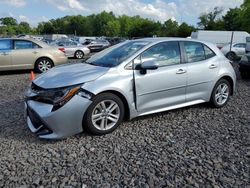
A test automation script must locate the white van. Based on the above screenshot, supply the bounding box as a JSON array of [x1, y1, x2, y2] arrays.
[[191, 30, 250, 49]]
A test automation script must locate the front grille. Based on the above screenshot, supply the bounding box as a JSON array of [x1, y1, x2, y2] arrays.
[[27, 106, 52, 136], [27, 107, 43, 129]]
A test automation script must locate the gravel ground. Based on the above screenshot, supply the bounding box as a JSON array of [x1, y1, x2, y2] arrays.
[[0, 63, 249, 187]]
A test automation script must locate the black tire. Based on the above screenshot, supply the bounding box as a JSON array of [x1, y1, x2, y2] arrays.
[[75, 50, 84, 59], [83, 93, 125, 135], [226, 52, 237, 61], [210, 79, 231, 108], [35, 57, 54, 73]]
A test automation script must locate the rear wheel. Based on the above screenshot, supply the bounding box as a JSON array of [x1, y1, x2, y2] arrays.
[[35, 58, 54, 73], [210, 79, 231, 108], [75, 50, 84, 59], [83, 93, 124, 135]]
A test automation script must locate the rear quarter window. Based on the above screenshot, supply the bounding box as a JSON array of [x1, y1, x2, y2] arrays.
[[184, 42, 206, 63], [204, 45, 216, 59]]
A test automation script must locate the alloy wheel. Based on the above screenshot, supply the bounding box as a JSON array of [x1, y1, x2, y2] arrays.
[[75, 51, 84, 59], [91, 100, 120, 131], [38, 59, 52, 72], [215, 83, 229, 105]]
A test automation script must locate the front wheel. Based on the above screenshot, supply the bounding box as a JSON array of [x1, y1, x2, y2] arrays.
[[83, 93, 124, 135], [210, 79, 231, 108]]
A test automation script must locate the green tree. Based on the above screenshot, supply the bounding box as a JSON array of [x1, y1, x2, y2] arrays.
[[0, 17, 17, 26], [198, 7, 224, 30], [17, 22, 31, 34], [178, 23, 195, 37], [240, 0, 250, 33], [104, 20, 121, 36], [161, 19, 179, 37], [223, 8, 242, 31]]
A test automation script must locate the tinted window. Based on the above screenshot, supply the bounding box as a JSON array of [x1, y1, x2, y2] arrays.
[[0, 40, 12, 50], [14, 40, 33, 49], [141, 42, 181, 67], [204, 45, 216, 59], [184, 42, 205, 63]]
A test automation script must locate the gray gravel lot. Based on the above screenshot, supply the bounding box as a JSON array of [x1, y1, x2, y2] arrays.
[[0, 62, 249, 187]]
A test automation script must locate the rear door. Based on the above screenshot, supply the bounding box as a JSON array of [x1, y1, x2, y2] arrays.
[[0, 39, 13, 71], [183, 41, 219, 102], [11, 40, 41, 69]]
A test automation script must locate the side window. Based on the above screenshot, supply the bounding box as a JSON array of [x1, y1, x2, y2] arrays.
[[234, 43, 246, 48], [184, 42, 205, 63], [14, 40, 33, 49], [141, 41, 181, 67], [0, 40, 12, 50], [204, 45, 216, 59], [33, 43, 41, 49]]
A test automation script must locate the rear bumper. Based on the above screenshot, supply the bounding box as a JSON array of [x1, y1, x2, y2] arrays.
[[25, 95, 92, 139], [53, 55, 68, 65]]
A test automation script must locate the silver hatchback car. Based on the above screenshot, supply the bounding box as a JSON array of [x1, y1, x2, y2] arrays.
[[25, 38, 236, 139]]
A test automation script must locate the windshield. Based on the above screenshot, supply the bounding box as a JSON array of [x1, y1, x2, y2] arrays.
[[86, 40, 150, 67]]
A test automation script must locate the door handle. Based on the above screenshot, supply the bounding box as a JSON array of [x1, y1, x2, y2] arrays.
[[32, 51, 38, 54], [209, 64, 217, 69], [176, 69, 187, 74]]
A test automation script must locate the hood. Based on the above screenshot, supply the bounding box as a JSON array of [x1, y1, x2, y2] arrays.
[[33, 63, 109, 89]]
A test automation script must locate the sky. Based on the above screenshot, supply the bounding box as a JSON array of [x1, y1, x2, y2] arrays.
[[0, 0, 244, 27]]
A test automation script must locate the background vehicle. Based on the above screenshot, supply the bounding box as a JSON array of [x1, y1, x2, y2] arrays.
[[84, 39, 111, 52], [191, 30, 250, 49], [51, 40, 90, 59], [239, 53, 250, 79], [246, 37, 250, 53], [221, 43, 246, 61], [25, 38, 236, 139], [0, 38, 67, 73]]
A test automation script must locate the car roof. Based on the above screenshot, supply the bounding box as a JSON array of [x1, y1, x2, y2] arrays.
[[0, 38, 49, 48], [133, 37, 217, 46]]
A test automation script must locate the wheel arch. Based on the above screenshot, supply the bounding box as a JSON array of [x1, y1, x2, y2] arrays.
[[35, 56, 54, 68], [97, 90, 131, 120], [75, 50, 84, 57], [213, 75, 235, 96]]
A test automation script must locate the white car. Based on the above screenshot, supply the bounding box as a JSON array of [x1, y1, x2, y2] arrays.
[[51, 41, 90, 59], [221, 43, 246, 60]]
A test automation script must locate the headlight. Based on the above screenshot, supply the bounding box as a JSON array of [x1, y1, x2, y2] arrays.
[[29, 83, 95, 111], [32, 85, 80, 111]]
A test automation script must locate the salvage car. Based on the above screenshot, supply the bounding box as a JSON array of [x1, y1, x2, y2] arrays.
[[84, 39, 111, 52], [239, 53, 250, 79], [51, 40, 90, 59], [25, 38, 236, 139], [221, 43, 246, 61], [0, 38, 67, 73]]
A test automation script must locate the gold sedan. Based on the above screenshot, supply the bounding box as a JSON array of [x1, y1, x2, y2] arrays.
[[0, 38, 68, 73]]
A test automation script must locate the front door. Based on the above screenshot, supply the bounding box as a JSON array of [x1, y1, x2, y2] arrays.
[[134, 41, 187, 114], [0, 39, 12, 71]]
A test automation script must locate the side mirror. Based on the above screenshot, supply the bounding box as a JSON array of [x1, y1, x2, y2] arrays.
[[135, 60, 159, 74], [141, 60, 159, 70]]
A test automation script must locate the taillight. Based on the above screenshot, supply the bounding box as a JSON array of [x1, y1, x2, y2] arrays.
[[58, 47, 65, 53]]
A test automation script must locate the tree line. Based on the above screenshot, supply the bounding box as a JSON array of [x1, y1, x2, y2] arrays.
[[0, 0, 249, 38]]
